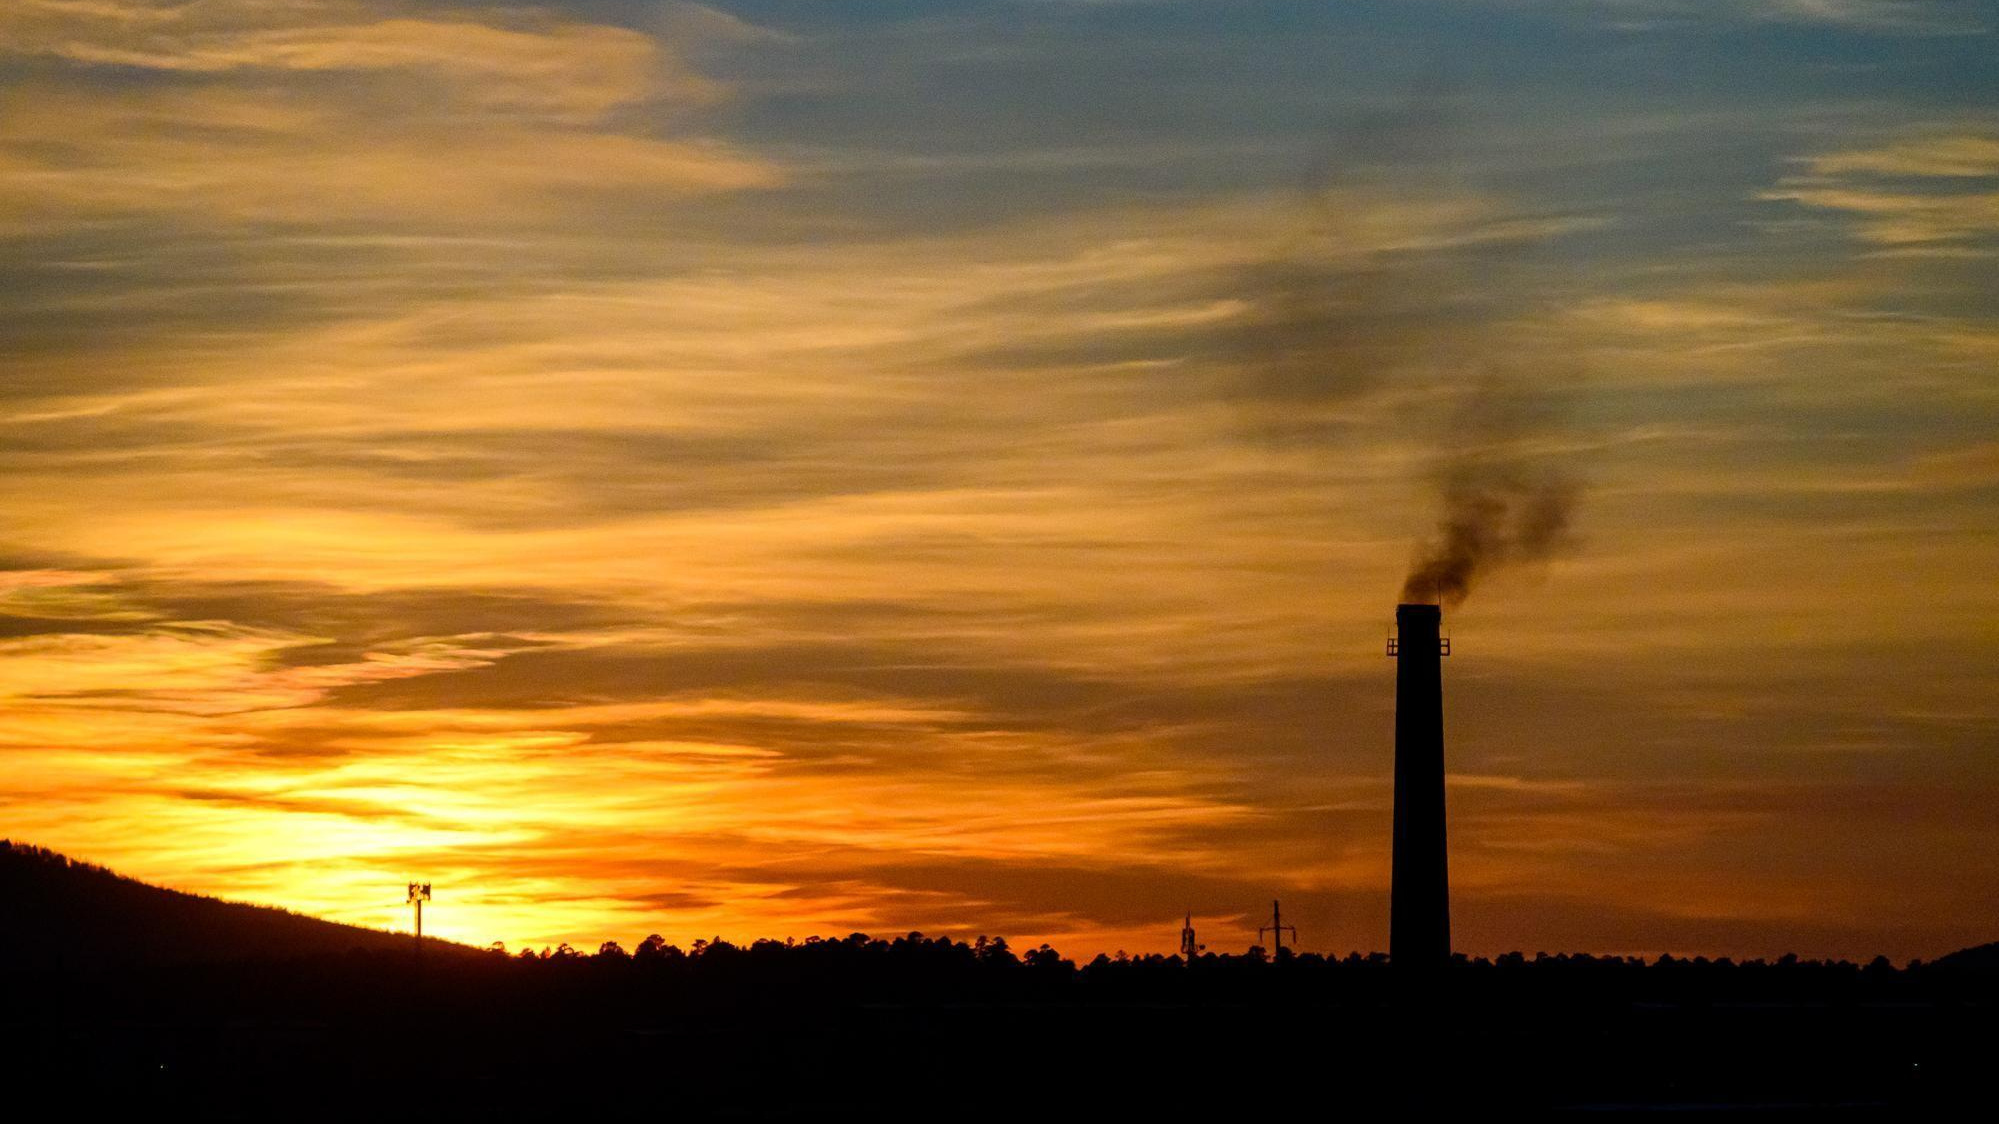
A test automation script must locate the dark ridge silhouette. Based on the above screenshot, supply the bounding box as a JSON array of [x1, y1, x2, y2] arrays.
[[1932, 939, 1999, 971], [0, 840, 471, 965], [5, 842, 1994, 1118]]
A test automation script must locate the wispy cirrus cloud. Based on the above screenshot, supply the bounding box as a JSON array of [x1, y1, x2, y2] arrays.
[[1752, 0, 1991, 34], [1803, 135, 1999, 178], [1575, 0, 1991, 35], [0, 0, 691, 112], [2, 0, 1996, 963], [1762, 131, 1999, 247], [0, 0, 778, 232]]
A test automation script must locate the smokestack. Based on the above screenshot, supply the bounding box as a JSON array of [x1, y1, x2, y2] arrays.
[[1390, 602, 1449, 972]]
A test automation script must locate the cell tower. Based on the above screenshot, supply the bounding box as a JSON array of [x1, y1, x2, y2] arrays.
[[1179, 912, 1201, 962], [408, 881, 431, 951], [1257, 899, 1297, 956]]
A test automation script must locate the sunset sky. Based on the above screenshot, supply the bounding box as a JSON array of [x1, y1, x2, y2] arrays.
[[3, 0, 1996, 961]]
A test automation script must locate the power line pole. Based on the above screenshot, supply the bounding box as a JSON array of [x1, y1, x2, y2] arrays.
[[1257, 899, 1296, 956], [408, 881, 430, 955]]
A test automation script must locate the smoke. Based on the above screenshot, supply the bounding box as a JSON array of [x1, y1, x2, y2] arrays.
[[1227, 104, 1464, 442], [1401, 376, 1581, 606], [1224, 101, 1587, 607]]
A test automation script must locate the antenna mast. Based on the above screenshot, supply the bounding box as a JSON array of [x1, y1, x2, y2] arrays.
[[1180, 912, 1201, 962]]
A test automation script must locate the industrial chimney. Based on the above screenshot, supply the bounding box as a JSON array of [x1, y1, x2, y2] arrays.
[[1389, 602, 1449, 972]]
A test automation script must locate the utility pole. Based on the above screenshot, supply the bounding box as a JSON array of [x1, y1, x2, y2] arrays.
[[408, 881, 431, 954], [1257, 899, 1297, 956]]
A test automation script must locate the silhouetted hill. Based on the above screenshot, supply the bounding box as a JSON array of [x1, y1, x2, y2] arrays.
[[1934, 940, 1999, 971], [3, 845, 1992, 1118], [0, 841, 460, 965]]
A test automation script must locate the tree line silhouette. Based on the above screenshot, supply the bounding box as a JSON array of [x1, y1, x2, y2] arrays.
[[8, 932, 1990, 1119], [446, 929, 1994, 1010], [7, 840, 1993, 1117], [7, 837, 1995, 1012]]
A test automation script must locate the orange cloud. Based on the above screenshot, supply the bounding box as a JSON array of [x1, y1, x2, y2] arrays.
[[0, 1, 776, 233], [2, 5, 1995, 963]]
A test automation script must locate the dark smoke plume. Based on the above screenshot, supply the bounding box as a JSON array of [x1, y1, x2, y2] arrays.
[[1227, 101, 1587, 606], [1227, 108, 1461, 437], [1402, 377, 1580, 606]]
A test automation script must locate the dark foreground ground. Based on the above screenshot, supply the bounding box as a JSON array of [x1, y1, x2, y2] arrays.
[[4, 946, 1992, 1119], [2, 1000, 1980, 1119]]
